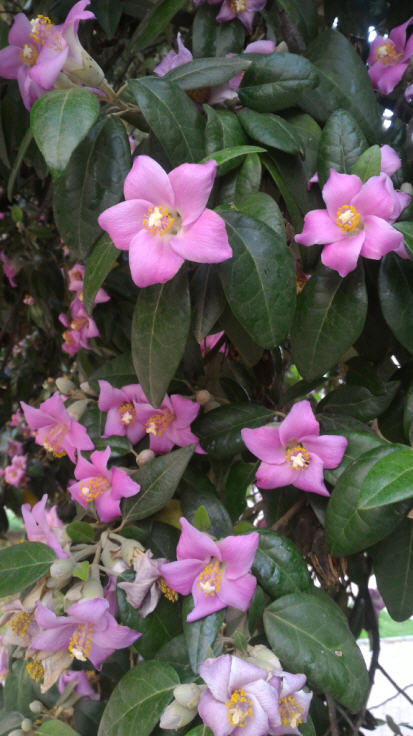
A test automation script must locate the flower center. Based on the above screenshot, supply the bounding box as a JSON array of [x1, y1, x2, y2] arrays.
[[118, 401, 136, 426], [230, 0, 248, 12], [226, 689, 253, 727], [63, 330, 76, 347], [142, 205, 176, 236], [187, 87, 212, 104], [279, 695, 304, 729], [145, 410, 175, 437], [375, 40, 403, 66], [157, 577, 179, 602], [42, 422, 67, 457], [26, 658, 44, 683], [285, 443, 310, 471], [197, 559, 223, 597], [70, 316, 89, 331], [68, 623, 93, 661], [335, 204, 362, 233], [79, 476, 110, 502], [19, 42, 38, 66], [9, 611, 34, 638]]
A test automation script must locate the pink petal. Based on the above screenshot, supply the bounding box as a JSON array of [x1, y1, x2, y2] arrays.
[[103, 408, 126, 438], [390, 15, 413, 51], [188, 581, 226, 621], [98, 380, 123, 410], [241, 426, 285, 464], [68, 598, 109, 622], [126, 421, 147, 445], [368, 61, 408, 94], [218, 572, 256, 610], [246, 680, 280, 732], [321, 231, 365, 277], [218, 533, 259, 579], [169, 394, 200, 427], [98, 199, 152, 251], [123, 156, 175, 207], [129, 229, 184, 287], [245, 40, 276, 54], [68, 480, 89, 508], [302, 434, 347, 469], [169, 209, 232, 264], [9, 13, 32, 46], [20, 401, 49, 430], [74, 453, 95, 480], [380, 145, 401, 176], [95, 492, 121, 522], [241, 694, 271, 736], [198, 690, 233, 736], [40, 393, 69, 422], [199, 655, 231, 701], [111, 466, 140, 499], [149, 433, 175, 455], [168, 160, 217, 227], [322, 170, 362, 220], [0, 46, 22, 79], [255, 461, 296, 489], [177, 517, 220, 561], [367, 36, 386, 66], [361, 216, 403, 259], [63, 0, 95, 28], [279, 400, 319, 445], [293, 454, 330, 496], [295, 210, 343, 246], [89, 446, 111, 475], [30, 46, 69, 88], [351, 174, 395, 220], [228, 657, 267, 692], [159, 558, 205, 596]]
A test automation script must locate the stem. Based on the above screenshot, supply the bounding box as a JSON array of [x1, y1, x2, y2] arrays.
[[325, 694, 339, 736], [376, 663, 413, 705], [272, 497, 306, 531]]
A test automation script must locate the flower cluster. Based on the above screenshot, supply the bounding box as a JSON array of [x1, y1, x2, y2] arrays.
[[367, 16, 413, 95], [4, 454, 27, 488], [59, 263, 109, 356]]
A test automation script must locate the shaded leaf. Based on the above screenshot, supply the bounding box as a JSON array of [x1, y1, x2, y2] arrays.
[[379, 253, 413, 353], [83, 234, 118, 314], [192, 403, 274, 459], [0, 542, 56, 598], [372, 518, 413, 622], [182, 596, 225, 673], [317, 109, 367, 187], [253, 529, 312, 598], [239, 53, 318, 112]]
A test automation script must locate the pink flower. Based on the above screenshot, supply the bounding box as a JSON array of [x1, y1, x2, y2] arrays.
[[31, 597, 140, 669], [98, 155, 231, 288], [98, 380, 149, 444], [0, 635, 8, 685], [68, 262, 109, 305], [367, 17, 413, 95], [59, 298, 100, 355], [0, 2, 95, 109], [4, 454, 27, 487], [198, 654, 282, 736], [159, 518, 258, 622], [307, 144, 402, 191], [21, 391, 94, 461], [154, 33, 193, 76], [269, 670, 312, 735], [68, 446, 140, 523], [22, 494, 69, 559], [295, 170, 409, 277], [7, 439, 23, 457], [10, 410, 22, 427], [216, 0, 267, 33], [58, 670, 99, 700], [0, 251, 17, 287], [23, 294, 34, 305], [241, 400, 347, 497], [118, 549, 174, 617], [201, 331, 227, 356]]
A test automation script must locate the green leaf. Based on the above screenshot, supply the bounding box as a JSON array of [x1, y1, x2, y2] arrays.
[[127, 77, 205, 166], [205, 107, 247, 155], [275, 0, 318, 41], [192, 403, 274, 459], [325, 446, 412, 556], [191, 264, 226, 342], [89, 353, 136, 390], [299, 29, 381, 141], [393, 221, 413, 256], [97, 661, 179, 736], [83, 234, 118, 314], [30, 89, 99, 176], [186, 727, 213, 736], [131, 270, 191, 407], [201, 145, 266, 173], [235, 192, 285, 235], [154, 633, 193, 682], [239, 52, 318, 112], [372, 518, 413, 622], [4, 659, 39, 719], [130, 0, 187, 51], [192, 4, 245, 57], [352, 144, 381, 182], [238, 109, 302, 155], [224, 461, 256, 521], [66, 521, 95, 543], [182, 596, 225, 673], [53, 117, 131, 259], [73, 560, 89, 581], [379, 253, 413, 352], [220, 307, 263, 366], [166, 56, 251, 90], [358, 446, 413, 509], [320, 381, 399, 422], [7, 128, 32, 201], [192, 505, 211, 531], [218, 211, 296, 348], [253, 529, 312, 598], [0, 542, 56, 598], [324, 431, 387, 486], [36, 721, 80, 735], [291, 263, 367, 381], [180, 476, 233, 537], [122, 445, 194, 523], [317, 109, 367, 187], [91, 0, 122, 38], [264, 590, 369, 712], [0, 713, 25, 735], [234, 153, 262, 199]]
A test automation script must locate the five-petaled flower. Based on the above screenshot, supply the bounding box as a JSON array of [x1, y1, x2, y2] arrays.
[[241, 400, 347, 496], [193, 0, 268, 33], [98, 155, 232, 288], [159, 518, 258, 622], [367, 16, 413, 95], [22, 493, 69, 559], [58, 669, 100, 700]]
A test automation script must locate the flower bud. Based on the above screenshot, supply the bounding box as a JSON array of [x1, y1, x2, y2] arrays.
[[50, 558, 75, 579], [20, 719, 32, 733], [56, 377, 75, 394], [401, 182, 413, 195], [120, 538, 144, 566], [173, 683, 202, 710], [70, 50, 106, 88], [82, 578, 104, 599], [136, 449, 155, 467], [245, 644, 281, 672], [80, 381, 97, 396], [66, 399, 89, 420], [204, 399, 220, 412], [9, 730, 24, 736], [159, 701, 196, 730], [195, 390, 212, 406], [29, 700, 43, 714]]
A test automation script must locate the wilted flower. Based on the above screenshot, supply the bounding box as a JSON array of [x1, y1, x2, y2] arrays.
[[58, 669, 99, 700], [154, 33, 193, 76], [21, 392, 94, 461], [242, 400, 347, 496], [367, 16, 413, 95], [68, 447, 140, 523], [160, 518, 258, 622], [22, 494, 69, 559], [98, 155, 231, 288], [295, 170, 409, 277], [118, 549, 176, 617]]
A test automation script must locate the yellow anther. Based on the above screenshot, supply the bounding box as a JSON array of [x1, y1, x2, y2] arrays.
[[26, 659, 44, 683], [197, 559, 223, 597], [142, 205, 175, 236], [68, 623, 93, 661], [157, 577, 179, 602], [145, 410, 175, 437], [79, 476, 110, 502], [279, 695, 304, 728], [230, 0, 248, 12], [118, 401, 136, 426], [375, 40, 403, 65], [9, 611, 34, 638], [42, 423, 67, 458], [285, 443, 310, 471], [335, 204, 361, 233], [70, 316, 89, 331], [226, 688, 253, 727], [19, 43, 38, 66]]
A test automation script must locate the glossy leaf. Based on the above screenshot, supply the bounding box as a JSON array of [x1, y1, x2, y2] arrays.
[[131, 270, 190, 407], [201, 145, 266, 173], [97, 661, 179, 736], [276, 0, 318, 41], [182, 596, 225, 673], [30, 89, 99, 176], [191, 264, 226, 342], [235, 192, 285, 235], [218, 211, 296, 348], [317, 109, 367, 187], [352, 144, 381, 182], [83, 234, 118, 314], [192, 403, 274, 459], [291, 263, 367, 381], [91, 0, 122, 38], [166, 56, 251, 89], [89, 353, 137, 390], [66, 521, 95, 543], [252, 529, 312, 598], [394, 221, 413, 256], [320, 381, 399, 422], [264, 590, 369, 712], [0, 542, 56, 598], [180, 476, 233, 537], [205, 106, 246, 154], [237, 109, 302, 155], [234, 153, 262, 199], [324, 430, 387, 486], [358, 446, 413, 509], [239, 52, 318, 112], [192, 4, 245, 57], [130, 0, 187, 51], [122, 445, 194, 523], [379, 253, 413, 353], [372, 518, 413, 621]]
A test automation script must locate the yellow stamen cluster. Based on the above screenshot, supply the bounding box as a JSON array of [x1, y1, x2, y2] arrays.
[[79, 476, 110, 502], [63, 330, 76, 348], [226, 689, 253, 727], [26, 659, 44, 683], [68, 623, 93, 661], [143, 206, 175, 236], [9, 611, 34, 638], [70, 316, 89, 331], [19, 42, 38, 66], [336, 204, 361, 233], [230, 0, 248, 12], [118, 401, 136, 426], [42, 423, 67, 458], [157, 577, 178, 602], [375, 40, 403, 66], [285, 443, 310, 471], [145, 410, 175, 437], [197, 559, 223, 597], [279, 695, 304, 728]]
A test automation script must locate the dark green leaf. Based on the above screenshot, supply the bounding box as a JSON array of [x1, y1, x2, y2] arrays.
[[372, 518, 413, 621], [252, 529, 311, 598], [30, 89, 99, 175], [393, 221, 413, 256], [91, 0, 122, 38], [235, 192, 285, 235], [0, 542, 56, 598], [324, 431, 387, 486], [74, 700, 105, 736], [238, 109, 302, 155], [89, 353, 136, 390], [202, 145, 266, 173], [192, 4, 245, 57], [130, 0, 187, 51], [166, 56, 250, 90], [320, 381, 399, 422], [220, 307, 264, 366], [234, 153, 262, 199], [83, 234, 118, 314], [192, 403, 274, 459], [180, 479, 233, 538], [127, 77, 205, 166], [379, 253, 413, 353], [205, 106, 247, 154], [0, 713, 25, 735], [276, 0, 318, 41], [154, 633, 193, 682], [185, 726, 213, 736], [97, 661, 179, 736], [352, 144, 381, 182], [291, 263, 367, 381], [53, 118, 131, 259], [4, 659, 39, 719], [264, 590, 369, 712], [7, 128, 32, 201], [191, 264, 226, 342], [224, 461, 257, 521], [358, 446, 413, 509], [317, 109, 367, 187], [182, 596, 225, 673], [239, 53, 318, 112], [66, 521, 95, 543], [122, 445, 194, 523], [218, 211, 296, 348], [131, 270, 191, 407]]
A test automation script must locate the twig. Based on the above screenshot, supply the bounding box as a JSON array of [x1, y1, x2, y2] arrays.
[[376, 664, 413, 706], [272, 497, 306, 531], [325, 694, 339, 736], [371, 683, 413, 709], [351, 582, 381, 734]]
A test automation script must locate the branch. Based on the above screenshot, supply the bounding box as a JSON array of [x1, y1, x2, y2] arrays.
[[376, 664, 413, 706]]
